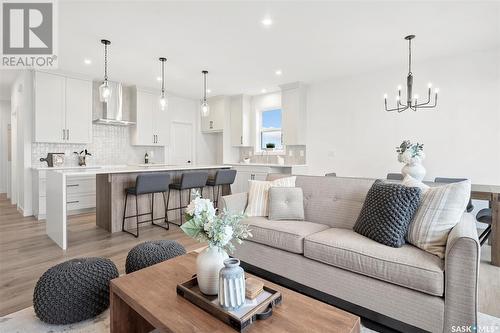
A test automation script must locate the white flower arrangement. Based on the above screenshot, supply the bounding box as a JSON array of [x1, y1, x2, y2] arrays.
[[396, 140, 425, 165], [181, 191, 251, 253]]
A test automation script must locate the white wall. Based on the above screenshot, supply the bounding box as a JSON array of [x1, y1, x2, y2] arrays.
[[0, 100, 11, 195], [10, 71, 33, 215], [306, 48, 500, 185]]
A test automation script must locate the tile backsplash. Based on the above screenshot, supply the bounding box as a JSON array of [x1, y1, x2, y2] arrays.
[[32, 124, 164, 168], [239, 145, 306, 165]]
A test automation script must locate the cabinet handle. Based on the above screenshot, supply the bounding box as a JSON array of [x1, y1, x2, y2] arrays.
[[67, 200, 79, 204], [240, 136, 243, 144], [67, 184, 79, 187], [67, 129, 69, 141], [62, 129, 65, 140], [209, 121, 213, 129], [153, 134, 155, 143]]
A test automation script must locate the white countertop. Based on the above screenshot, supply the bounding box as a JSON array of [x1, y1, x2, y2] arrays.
[[32, 165, 115, 171], [48, 164, 230, 176], [227, 163, 308, 168]]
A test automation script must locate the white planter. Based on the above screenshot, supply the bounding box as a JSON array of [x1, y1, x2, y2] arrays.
[[402, 161, 426, 181], [196, 247, 228, 295]]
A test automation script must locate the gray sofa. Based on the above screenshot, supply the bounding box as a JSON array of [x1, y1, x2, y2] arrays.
[[222, 175, 479, 333]]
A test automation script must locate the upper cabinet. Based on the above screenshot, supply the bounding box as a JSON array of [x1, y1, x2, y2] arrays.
[[130, 89, 169, 146], [230, 94, 251, 147], [280, 82, 307, 146], [201, 96, 226, 133], [34, 71, 92, 144]]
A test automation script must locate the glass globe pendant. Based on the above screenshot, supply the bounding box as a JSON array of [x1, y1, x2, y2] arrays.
[[159, 57, 168, 111], [99, 39, 111, 103], [200, 70, 209, 117]]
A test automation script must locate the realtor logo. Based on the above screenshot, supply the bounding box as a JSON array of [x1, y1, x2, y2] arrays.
[[2, 1, 57, 68]]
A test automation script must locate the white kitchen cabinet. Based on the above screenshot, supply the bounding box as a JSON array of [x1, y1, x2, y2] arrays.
[[32, 169, 96, 220], [201, 96, 226, 133], [280, 82, 307, 146], [34, 72, 66, 143], [131, 89, 168, 146], [34, 71, 92, 144], [65, 78, 93, 143], [230, 94, 251, 146]]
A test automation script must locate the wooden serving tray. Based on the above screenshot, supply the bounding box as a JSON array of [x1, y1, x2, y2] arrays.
[[176, 276, 282, 332]]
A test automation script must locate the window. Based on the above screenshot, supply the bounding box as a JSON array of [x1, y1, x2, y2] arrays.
[[260, 109, 283, 150]]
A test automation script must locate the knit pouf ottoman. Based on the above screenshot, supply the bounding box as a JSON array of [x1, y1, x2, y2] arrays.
[[126, 240, 186, 274], [33, 257, 119, 324]]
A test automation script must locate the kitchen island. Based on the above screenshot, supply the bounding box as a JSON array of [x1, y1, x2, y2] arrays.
[[46, 165, 230, 249]]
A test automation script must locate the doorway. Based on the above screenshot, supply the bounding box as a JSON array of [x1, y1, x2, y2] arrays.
[[170, 121, 194, 166]]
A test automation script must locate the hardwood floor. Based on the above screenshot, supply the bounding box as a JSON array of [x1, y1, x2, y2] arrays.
[[0, 193, 200, 316]]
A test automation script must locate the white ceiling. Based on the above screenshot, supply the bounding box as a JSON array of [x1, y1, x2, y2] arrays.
[[3, 1, 500, 99]]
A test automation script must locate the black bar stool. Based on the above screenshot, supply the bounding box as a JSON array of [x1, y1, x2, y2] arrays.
[[206, 169, 237, 208], [122, 172, 171, 238], [167, 171, 209, 226]]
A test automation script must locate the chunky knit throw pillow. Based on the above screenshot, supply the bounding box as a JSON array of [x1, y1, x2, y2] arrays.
[[354, 180, 422, 247]]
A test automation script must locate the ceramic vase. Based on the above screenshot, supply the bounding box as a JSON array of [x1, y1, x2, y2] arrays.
[[402, 161, 426, 181], [218, 258, 246, 310], [196, 247, 228, 295]]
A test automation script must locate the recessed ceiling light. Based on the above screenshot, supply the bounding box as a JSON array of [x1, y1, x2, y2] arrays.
[[261, 89, 267, 93], [261, 17, 273, 26], [83, 58, 92, 65], [156, 76, 162, 81], [275, 69, 282, 76], [206, 89, 211, 93]]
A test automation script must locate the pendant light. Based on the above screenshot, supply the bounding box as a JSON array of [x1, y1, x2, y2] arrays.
[[200, 70, 210, 117], [159, 57, 167, 111], [384, 35, 439, 112], [99, 39, 111, 102]]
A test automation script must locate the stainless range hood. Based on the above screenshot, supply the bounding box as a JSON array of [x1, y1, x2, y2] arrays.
[[93, 81, 135, 126]]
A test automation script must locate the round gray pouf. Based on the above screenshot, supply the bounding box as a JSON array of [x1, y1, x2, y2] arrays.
[[126, 240, 186, 274], [33, 257, 119, 325]]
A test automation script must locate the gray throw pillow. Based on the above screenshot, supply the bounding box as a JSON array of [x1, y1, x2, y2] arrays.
[[268, 187, 305, 221], [353, 180, 422, 248]]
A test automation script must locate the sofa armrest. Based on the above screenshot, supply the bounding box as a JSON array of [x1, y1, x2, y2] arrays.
[[221, 192, 248, 214], [443, 213, 480, 332]]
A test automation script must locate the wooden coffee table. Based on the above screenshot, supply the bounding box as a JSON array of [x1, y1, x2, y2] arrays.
[[110, 252, 360, 333]]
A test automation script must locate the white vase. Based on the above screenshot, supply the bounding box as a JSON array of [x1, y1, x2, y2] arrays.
[[197, 247, 228, 295], [402, 161, 426, 181]]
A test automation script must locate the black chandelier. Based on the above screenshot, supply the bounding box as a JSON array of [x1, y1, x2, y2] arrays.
[[384, 35, 439, 112]]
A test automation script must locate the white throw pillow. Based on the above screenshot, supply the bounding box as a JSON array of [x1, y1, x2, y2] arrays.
[[402, 175, 471, 258], [245, 176, 296, 217]]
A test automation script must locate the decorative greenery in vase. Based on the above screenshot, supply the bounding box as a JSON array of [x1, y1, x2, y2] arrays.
[[180, 192, 251, 295], [396, 140, 426, 181], [181, 192, 251, 253], [396, 140, 425, 164]]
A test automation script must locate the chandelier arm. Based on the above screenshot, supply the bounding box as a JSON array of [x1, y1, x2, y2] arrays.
[[398, 105, 410, 113], [415, 99, 431, 107], [385, 102, 404, 112], [416, 101, 438, 109]]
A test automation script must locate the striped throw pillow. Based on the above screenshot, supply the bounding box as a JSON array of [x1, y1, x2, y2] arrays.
[[403, 175, 471, 258], [245, 176, 296, 217]]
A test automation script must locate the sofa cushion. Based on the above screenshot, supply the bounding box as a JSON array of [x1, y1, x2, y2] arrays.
[[245, 176, 296, 217], [353, 180, 422, 247], [244, 217, 329, 254], [268, 187, 305, 221], [304, 228, 444, 296]]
